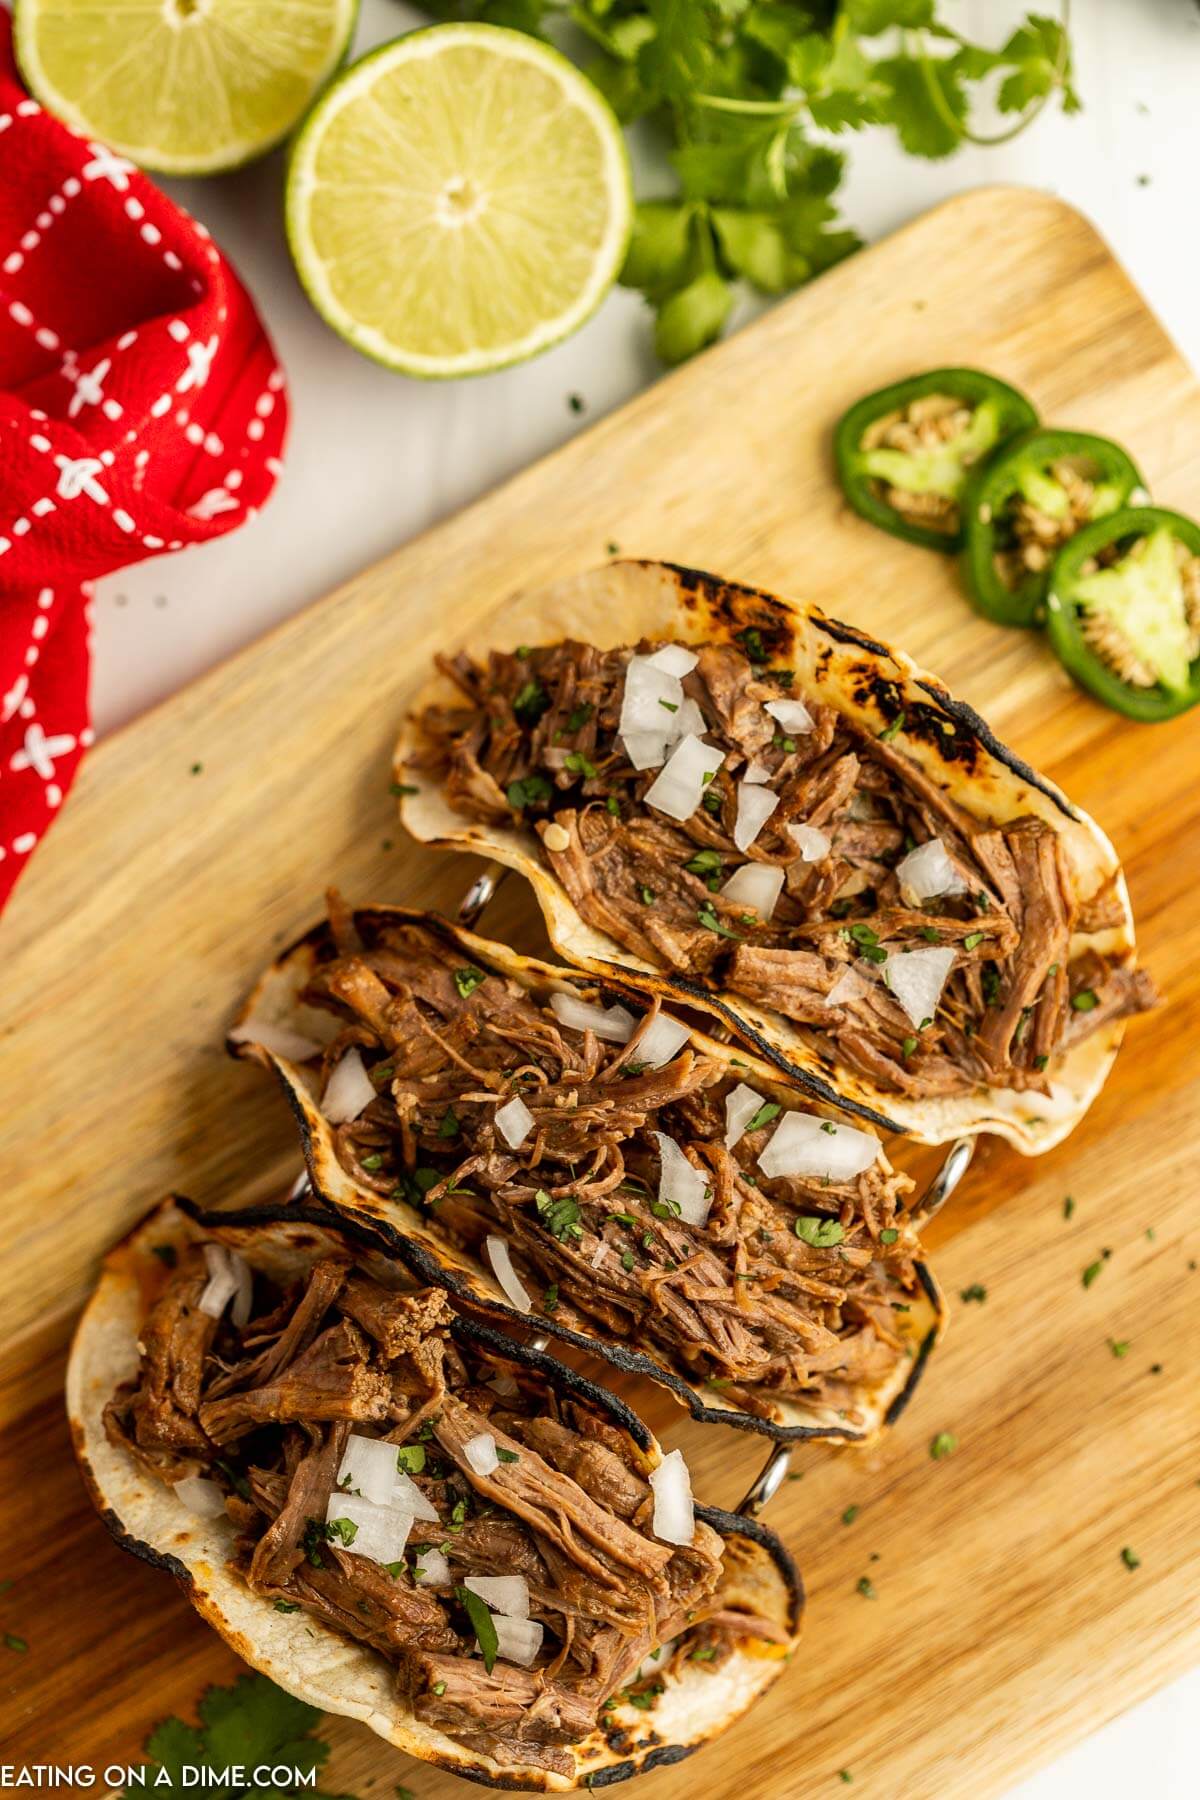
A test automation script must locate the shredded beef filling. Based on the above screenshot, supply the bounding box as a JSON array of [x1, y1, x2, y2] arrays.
[[413, 639, 1157, 1098], [107, 1241, 767, 1775], [297, 913, 925, 1422]]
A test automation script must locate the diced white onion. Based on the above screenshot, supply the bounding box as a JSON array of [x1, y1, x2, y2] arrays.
[[673, 696, 707, 739], [198, 1244, 238, 1320], [323, 1047, 376, 1124], [338, 1434, 401, 1507], [590, 1237, 608, 1268], [463, 1433, 500, 1478], [742, 760, 772, 785], [895, 837, 967, 905], [415, 1547, 451, 1586], [724, 1082, 767, 1150], [228, 1250, 254, 1330], [734, 782, 779, 852], [645, 734, 725, 823], [650, 1449, 695, 1546], [465, 1574, 530, 1618], [825, 965, 869, 1008], [884, 946, 957, 1028], [175, 1475, 226, 1519], [765, 697, 814, 734], [720, 862, 784, 920], [620, 656, 684, 737], [488, 1371, 519, 1399], [622, 729, 671, 771], [325, 1493, 414, 1566], [787, 822, 831, 863], [549, 990, 635, 1043], [646, 643, 699, 677], [493, 1614, 544, 1667], [486, 1236, 533, 1315], [653, 1131, 711, 1228], [227, 1020, 323, 1061], [633, 1011, 691, 1069], [494, 1094, 534, 1150], [394, 1467, 440, 1523], [758, 1111, 879, 1182]]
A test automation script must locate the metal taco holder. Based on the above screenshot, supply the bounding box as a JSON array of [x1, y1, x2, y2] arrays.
[[451, 859, 976, 1518]]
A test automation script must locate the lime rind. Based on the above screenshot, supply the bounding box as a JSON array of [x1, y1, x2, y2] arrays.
[[284, 23, 633, 379], [14, 0, 360, 176]]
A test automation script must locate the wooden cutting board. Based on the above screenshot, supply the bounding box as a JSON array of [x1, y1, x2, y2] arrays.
[[3, 185, 1199, 1798]]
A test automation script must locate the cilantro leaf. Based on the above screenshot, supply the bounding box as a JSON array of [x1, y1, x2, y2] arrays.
[[143, 1674, 334, 1798], [654, 270, 733, 365]]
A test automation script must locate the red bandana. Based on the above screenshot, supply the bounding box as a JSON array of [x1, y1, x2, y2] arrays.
[[0, 12, 287, 909]]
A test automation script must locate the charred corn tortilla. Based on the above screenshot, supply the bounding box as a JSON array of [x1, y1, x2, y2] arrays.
[[69, 1198, 801, 1793], [228, 903, 944, 1444], [395, 559, 1144, 1155]]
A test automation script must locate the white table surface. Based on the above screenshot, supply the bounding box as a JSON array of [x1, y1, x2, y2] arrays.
[[90, 1, 1200, 1792]]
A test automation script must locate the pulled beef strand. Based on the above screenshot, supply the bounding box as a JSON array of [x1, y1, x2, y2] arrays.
[[301, 915, 925, 1419], [414, 640, 1157, 1095], [107, 1244, 766, 1777]]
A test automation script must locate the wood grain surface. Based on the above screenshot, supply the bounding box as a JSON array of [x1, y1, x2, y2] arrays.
[[2, 187, 1198, 1798]]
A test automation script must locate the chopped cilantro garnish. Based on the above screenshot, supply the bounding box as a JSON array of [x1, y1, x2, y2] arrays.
[[1082, 1259, 1104, 1288], [512, 678, 549, 725], [360, 1152, 384, 1172], [273, 1600, 300, 1613], [901, 1036, 917, 1058], [685, 848, 723, 875], [1063, 1195, 1075, 1220], [793, 1216, 844, 1248], [564, 750, 597, 779], [437, 1107, 460, 1139], [1120, 1546, 1141, 1571], [842, 1505, 859, 1525], [496, 1446, 520, 1463], [327, 1516, 358, 1547], [745, 1101, 781, 1133], [454, 966, 486, 998], [640, 885, 656, 905], [567, 702, 594, 732], [929, 1432, 958, 1460], [879, 1228, 899, 1245], [960, 1283, 987, 1304], [698, 903, 741, 939], [606, 795, 621, 816], [1108, 1338, 1130, 1358], [963, 931, 984, 950], [396, 1444, 426, 1475], [1071, 989, 1099, 1012], [506, 773, 553, 811], [856, 1576, 877, 1599], [543, 1283, 559, 1314], [536, 1189, 583, 1242], [878, 712, 905, 742]]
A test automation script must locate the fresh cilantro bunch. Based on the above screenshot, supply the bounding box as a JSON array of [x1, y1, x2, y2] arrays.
[[422, 0, 1077, 362], [140, 1671, 353, 1800]]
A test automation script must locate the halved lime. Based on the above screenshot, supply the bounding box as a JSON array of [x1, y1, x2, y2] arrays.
[[284, 24, 633, 378], [14, 0, 358, 175]]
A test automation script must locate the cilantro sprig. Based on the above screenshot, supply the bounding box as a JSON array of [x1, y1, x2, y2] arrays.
[[425, 0, 1076, 362]]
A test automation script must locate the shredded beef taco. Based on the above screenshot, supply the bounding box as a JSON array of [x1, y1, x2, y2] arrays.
[[69, 1198, 801, 1792], [396, 560, 1157, 1154], [228, 901, 943, 1443]]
